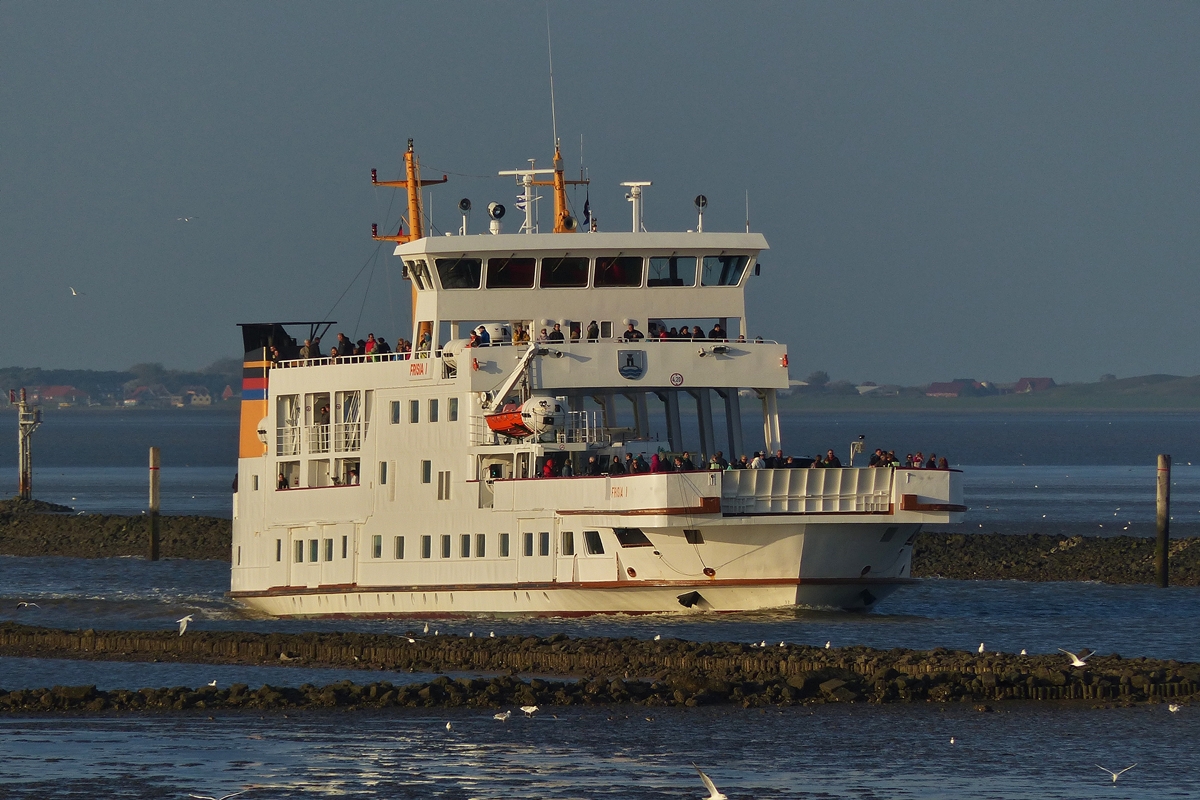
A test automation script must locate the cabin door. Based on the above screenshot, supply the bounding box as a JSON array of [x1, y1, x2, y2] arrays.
[[320, 523, 356, 586], [516, 517, 555, 583]]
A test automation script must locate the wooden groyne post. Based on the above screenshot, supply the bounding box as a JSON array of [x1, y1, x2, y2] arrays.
[[1156, 453, 1170, 588], [148, 447, 160, 562]]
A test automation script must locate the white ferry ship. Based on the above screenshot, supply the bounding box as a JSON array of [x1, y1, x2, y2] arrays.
[[229, 140, 965, 617]]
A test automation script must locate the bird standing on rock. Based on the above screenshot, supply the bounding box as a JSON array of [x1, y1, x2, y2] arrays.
[[493, 710, 511, 722]]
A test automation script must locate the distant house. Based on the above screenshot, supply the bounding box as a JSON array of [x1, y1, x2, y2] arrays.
[[926, 380, 981, 398], [30, 385, 90, 405], [180, 385, 213, 406], [221, 384, 238, 401], [1013, 377, 1057, 393]]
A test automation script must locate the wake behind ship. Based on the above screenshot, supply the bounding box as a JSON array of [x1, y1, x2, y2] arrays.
[[229, 140, 965, 617]]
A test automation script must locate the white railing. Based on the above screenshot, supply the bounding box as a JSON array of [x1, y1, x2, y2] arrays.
[[556, 411, 611, 444], [333, 421, 365, 452], [721, 467, 894, 514], [306, 424, 330, 454], [275, 426, 301, 456]]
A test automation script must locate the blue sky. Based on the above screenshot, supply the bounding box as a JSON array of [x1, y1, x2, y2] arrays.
[[3, 1, 1199, 384]]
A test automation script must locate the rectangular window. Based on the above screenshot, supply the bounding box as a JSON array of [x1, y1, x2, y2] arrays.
[[523, 532, 534, 557], [594, 256, 643, 287], [614, 527, 653, 547], [486, 256, 536, 288], [390, 400, 400, 424], [600, 321, 612, 339], [421, 535, 432, 559], [584, 530, 604, 555], [701, 254, 750, 286], [648, 255, 697, 287], [371, 535, 381, 559], [294, 539, 304, 563], [684, 529, 704, 545], [460, 534, 471, 558], [448, 397, 459, 422], [437, 470, 451, 500], [253, 475, 260, 491], [237, 545, 241, 566], [341, 535, 348, 559], [379, 461, 388, 485], [441, 534, 451, 559], [275, 539, 282, 561], [421, 460, 432, 484], [323, 538, 334, 562], [499, 533, 510, 558], [409, 399, 420, 423], [561, 531, 575, 556], [475, 533, 486, 557], [429, 398, 439, 422], [540, 256, 589, 288], [539, 531, 551, 557], [309, 539, 319, 562], [435, 256, 483, 289], [394, 535, 405, 559]]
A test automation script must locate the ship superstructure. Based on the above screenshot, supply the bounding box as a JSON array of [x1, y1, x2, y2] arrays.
[[229, 141, 964, 617]]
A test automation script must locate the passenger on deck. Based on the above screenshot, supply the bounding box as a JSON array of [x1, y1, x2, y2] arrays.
[[375, 337, 390, 356], [416, 331, 431, 356], [467, 331, 481, 348], [691, 325, 705, 340], [268, 345, 281, 365], [348, 469, 359, 486], [926, 453, 938, 469], [561, 460, 574, 477], [680, 452, 696, 471], [541, 459, 555, 478], [938, 456, 949, 469], [278, 473, 289, 490], [709, 454, 722, 470], [709, 322, 726, 340], [365, 334, 378, 354], [824, 449, 842, 467], [354, 340, 366, 356], [649, 453, 661, 472], [512, 323, 530, 344], [750, 452, 766, 469], [713, 451, 728, 469], [299, 339, 315, 359], [658, 328, 669, 340], [868, 448, 883, 467], [624, 323, 645, 341], [608, 456, 625, 474], [336, 333, 353, 357], [587, 455, 602, 476], [547, 323, 565, 342], [475, 325, 491, 346], [668, 327, 679, 338], [586, 321, 600, 341], [913, 452, 925, 469], [736, 335, 746, 343], [328, 346, 339, 362], [537, 328, 550, 342]]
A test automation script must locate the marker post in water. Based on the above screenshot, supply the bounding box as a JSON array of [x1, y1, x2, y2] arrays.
[[1156, 454, 1170, 588], [149, 447, 161, 562]]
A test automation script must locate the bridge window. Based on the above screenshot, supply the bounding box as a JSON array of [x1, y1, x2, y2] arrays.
[[595, 256, 643, 287], [614, 527, 653, 547], [540, 256, 589, 288], [436, 257, 482, 289], [486, 257, 536, 288], [405, 259, 431, 290], [701, 255, 750, 286], [648, 256, 696, 287], [584, 530, 604, 555]]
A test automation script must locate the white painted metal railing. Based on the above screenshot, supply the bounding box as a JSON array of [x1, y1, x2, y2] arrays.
[[721, 467, 894, 514], [276, 426, 301, 457]]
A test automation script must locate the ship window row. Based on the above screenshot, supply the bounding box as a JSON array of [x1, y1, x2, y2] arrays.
[[390, 397, 459, 424], [369, 533, 510, 560], [276, 458, 359, 489], [411, 254, 751, 291], [292, 535, 350, 563], [276, 391, 370, 457]]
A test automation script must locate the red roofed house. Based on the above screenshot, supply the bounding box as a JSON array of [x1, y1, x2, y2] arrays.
[[1013, 377, 1057, 393], [926, 380, 981, 398], [31, 385, 90, 405]]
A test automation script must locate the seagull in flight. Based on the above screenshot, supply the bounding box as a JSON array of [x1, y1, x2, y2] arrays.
[[69, 287, 83, 297], [692, 763, 728, 800], [1059, 648, 1092, 667], [177, 614, 194, 636], [445, 721, 452, 731], [16, 601, 39, 609], [493, 710, 511, 722], [176, 216, 196, 222], [520, 705, 539, 717], [188, 791, 248, 800], [1096, 764, 1136, 783]]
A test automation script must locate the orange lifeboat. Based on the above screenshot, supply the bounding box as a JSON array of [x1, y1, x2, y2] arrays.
[[485, 404, 533, 438]]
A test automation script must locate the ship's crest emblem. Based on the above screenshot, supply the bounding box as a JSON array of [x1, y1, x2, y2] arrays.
[[617, 350, 646, 380]]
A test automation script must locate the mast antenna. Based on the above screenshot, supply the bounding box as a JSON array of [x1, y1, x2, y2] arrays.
[[546, 3, 558, 148]]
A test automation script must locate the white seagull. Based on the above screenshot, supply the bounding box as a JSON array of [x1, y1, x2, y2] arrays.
[[493, 710, 511, 722], [490, 631, 495, 638], [978, 643, 985, 653], [16, 601, 39, 609], [188, 791, 248, 800], [445, 722, 452, 731], [949, 737, 955, 745], [1169, 703, 1181, 713], [406, 637, 416, 644], [654, 634, 661, 641], [1096, 764, 1136, 784], [825, 641, 831, 649], [69, 287, 83, 297], [1059, 648, 1092, 668], [177, 615, 194, 636], [1020, 649, 1027, 655], [424, 622, 430, 633], [520, 705, 539, 717], [692, 763, 728, 800], [176, 216, 196, 222], [207, 680, 217, 687]]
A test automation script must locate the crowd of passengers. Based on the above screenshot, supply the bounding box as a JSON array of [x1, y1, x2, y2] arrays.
[[267, 320, 763, 364], [537, 448, 950, 476]]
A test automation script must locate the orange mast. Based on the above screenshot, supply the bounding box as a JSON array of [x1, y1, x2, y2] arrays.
[[370, 139, 447, 243], [532, 143, 588, 233]]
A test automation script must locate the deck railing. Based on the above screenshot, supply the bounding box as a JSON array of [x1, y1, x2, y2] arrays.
[[721, 467, 894, 514]]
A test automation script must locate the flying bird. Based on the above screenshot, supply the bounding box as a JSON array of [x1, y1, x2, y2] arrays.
[[69, 287, 83, 297], [176, 216, 196, 222], [445, 722, 452, 731], [188, 791, 248, 800], [1096, 764, 1136, 784], [177, 615, 194, 636], [406, 637, 416, 644], [692, 763, 728, 800], [520, 705, 539, 717], [16, 601, 38, 609], [493, 711, 511, 722], [1058, 648, 1092, 668]]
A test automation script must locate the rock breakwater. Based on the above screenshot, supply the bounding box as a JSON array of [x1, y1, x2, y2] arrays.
[[1, 624, 1196, 711]]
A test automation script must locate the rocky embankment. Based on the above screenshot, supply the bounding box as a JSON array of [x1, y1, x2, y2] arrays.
[[0, 623, 1195, 712], [0, 499, 229, 560], [4, 501, 1200, 584], [914, 532, 1200, 584]]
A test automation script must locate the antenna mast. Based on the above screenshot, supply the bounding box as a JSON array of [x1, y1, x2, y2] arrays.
[[370, 139, 447, 244], [547, 4, 558, 149]]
